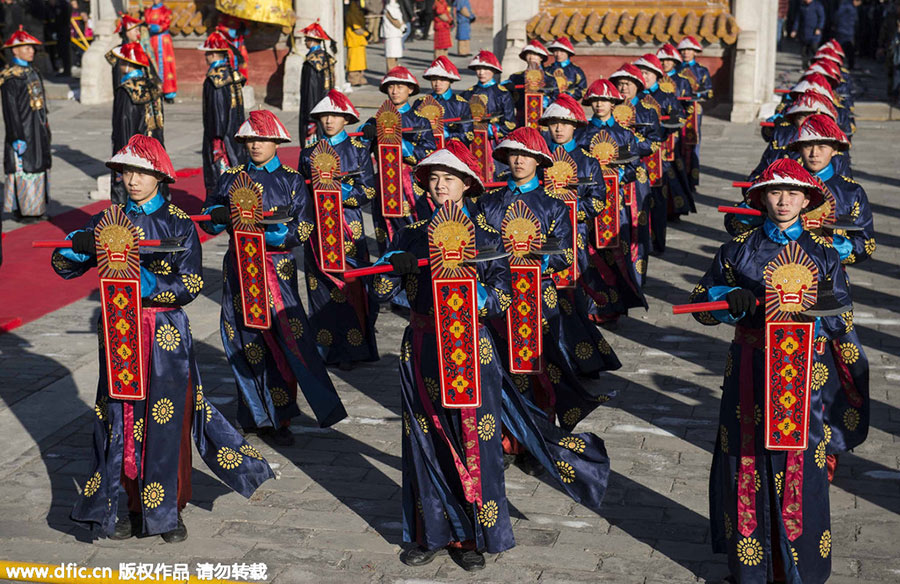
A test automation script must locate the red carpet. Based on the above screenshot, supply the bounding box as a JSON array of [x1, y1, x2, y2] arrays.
[[0, 148, 303, 333]]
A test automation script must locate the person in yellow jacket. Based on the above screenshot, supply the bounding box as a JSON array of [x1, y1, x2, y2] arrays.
[[345, 0, 369, 86]]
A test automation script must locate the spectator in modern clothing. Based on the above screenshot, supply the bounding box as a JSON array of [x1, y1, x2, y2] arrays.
[[832, 0, 859, 68], [432, 0, 452, 58], [455, 0, 474, 56], [44, 0, 71, 76], [416, 0, 434, 40], [791, 0, 826, 67], [382, 0, 406, 71], [778, 0, 790, 50], [344, 0, 369, 86], [879, 3, 900, 102]]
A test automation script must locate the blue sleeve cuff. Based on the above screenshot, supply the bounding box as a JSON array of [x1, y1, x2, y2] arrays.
[[57, 230, 91, 263], [149, 24, 161, 33], [140, 267, 157, 298], [341, 182, 353, 200], [832, 234, 853, 260], [476, 282, 488, 310], [264, 222, 289, 246], [401, 139, 413, 158], [205, 205, 227, 234], [374, 250, 403, 266], [540, 253, 550, 274], [708, 285, 742, 324]]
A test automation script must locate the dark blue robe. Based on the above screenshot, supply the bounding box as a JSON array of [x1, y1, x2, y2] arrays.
[[503, 69, 559, 128], [545, 59, 587, 101], [429, 89, 474, 143], [201, 62, 247, 196]]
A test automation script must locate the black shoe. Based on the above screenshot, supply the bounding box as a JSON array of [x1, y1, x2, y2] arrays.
[[110, 512, 141, 540], [161, 513, 187, 543], [515, 452, 544, 476], [164, 97, 175, 104], [271, 426, 295, 446], [400, 546, 444, 566], [449, 548, 485, 571], [502, 453, 515, 470]]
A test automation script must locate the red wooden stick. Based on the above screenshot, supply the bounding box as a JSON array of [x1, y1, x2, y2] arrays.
[[346, 116, 462, 137], [33, 239, 167, 248], [760, 121, 775, 128], [718, 205, 763, 216], [732, 181, 753, 188], [190, 210, 279, 221], [671, 298, 760, 315], [343, 258, 429, 278], [774, 88, 790, 94]]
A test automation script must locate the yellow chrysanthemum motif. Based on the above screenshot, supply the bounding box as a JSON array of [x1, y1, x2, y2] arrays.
[[635, 259, 646, 275], [330, 287, 346, 303], [478, 500, 499, 528], [819, 530, 831, 558], [270, 386, 290, 407], [815, 440, 827, 468], [737, 537, 763, 566], [843, 408, 860, 431], [374, 277, 394, 296], [839, 342, 859, 364], [543, 285, 558, 309], [244, 342, 265, 364], [735, 403, 762, 425], [575, 342, 593, 360], [134, 418, 144, 441], [724, 513, 733, 540], [204, 400, 212, 423], [95, 396, 107, 421], [344, 240, 357, 256], [316, 329, 333, 347], [841, 311, 853, 333], [168, 204, 189, 219], [810, 362, 828, 391], [562, 407, 582, 427], [555, 461, 576, 483], [149, 259, 171, 275], [181, 273, 203, 294], [823, 424, 832, 445], [155, 324, 181, 352], [194, 385, 205, 410], [297, 222, 314, 241], [153, 290, 177, 304], [277, 257, 295, 281], [223, 321, 235, 341], [477, 414, 496, 441], [774, 471, 785, 496], [405, 275, 418, 301], [348, 220, 363, 240], [479, 337, 493, 365], [401, 340, 412, 362], [152, 398, 174, 425], [239, 444, 263, 459], [83, 472, 101, 497], [864, 238, 876, 256], [375, 227, 388, 243], [559, 436, 585, 453], [134, 226, 146, 241], [233, 293, 243, 314], [142, 482, 165, 509], [547, 363, 562, 384], [424, 377, 440, 401], [597, 339, 611, 355], [415, 413, 429, 434], [791, 546, 799, 565], [307, 274, 319, 291], [559, 297, 572, 315], [511, 373, 529, 393], [288, 318, 304, 339], [403, 412, 411, 436], [51, 255, 73, 271], [217, 446, 243, 470], [347, 328, 364, 346], [719, 425, 729, 453], [725, 352, 733, 377]]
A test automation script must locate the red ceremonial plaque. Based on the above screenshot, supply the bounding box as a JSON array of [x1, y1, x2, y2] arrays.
[[502, 200, 544, 374], [376, 100, 406, 218], [230, 172, 271, 330], [310, 140, 346, 273]]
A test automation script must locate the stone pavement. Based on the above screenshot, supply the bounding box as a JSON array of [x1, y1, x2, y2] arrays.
[[1, 39, 900, 584]]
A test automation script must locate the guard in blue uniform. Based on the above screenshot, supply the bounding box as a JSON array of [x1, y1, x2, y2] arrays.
[[544, 37, 587, 101], [656, 43, 698, 218], [299, 90, 379, 370], [422, 56, 474, 143], [200, 110, 347, 446], [502, 40, 558, 128], [60, 136, 273, 543], [677, 36, 713, 190]]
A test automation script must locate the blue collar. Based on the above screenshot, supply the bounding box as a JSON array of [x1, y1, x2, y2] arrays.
[[125, 191, 164, 215], [328, 130, 348, 146], [645, 82, 659, 94], [630, 96, 640, 106], [685, 60, 696, 67], [591, 115, 615, 128], [152, 2, 163, 7], [307, 44, 321, 56], [813, 162, 834, 182], [763, 217, 804, 244], [208, 58, 227, 70], [554, 138, 577, 152], [477, 79, 496, 88], [667, 69, 677, 77], [557, 59, 570, 68], [121, 69, 145, 83], [507, 174, 540, 194], [432, 203, 471, 219], [433, 88, 454, 101], [249, 154, 281, 173], [397, 102, 411, 114], [11, 57, 29, 67]]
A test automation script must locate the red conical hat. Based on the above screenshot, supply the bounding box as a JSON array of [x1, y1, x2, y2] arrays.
[[609, 64, 645, 91], [106, 135, 176, 183], [298, 21, 332, 42], [519, 40, 549, 61], [114, 14, 143, 34], [785, 91, 838, 121], [656, 43, 682, 63], [3, 26, 41, 49], [235, 110, 292, 143], [111, 42, 151, 68], [198, 31, 232, 52], [380, 66, 420, 95], [790, 114, 850, 151], [746, 158, 825, 210], [583, 78, 623, 104], [547, 37, 576, 55], [493, 127, 553, 167], [424, 55, 461, 81], [677, 36, 703, 52], [415, 139, 485, 195], [310, 89, 361, 123], [541, 93, 587, 125], [634, 53, 664, 77], [468, 50, 502, 73]]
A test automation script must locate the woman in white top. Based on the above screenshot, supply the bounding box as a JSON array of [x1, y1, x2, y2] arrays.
[[382, 0, 406, 70]]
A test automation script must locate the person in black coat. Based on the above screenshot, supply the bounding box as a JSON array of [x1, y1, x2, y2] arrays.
[[297, 22, 336, 147], [199, 31, 247, 196], [1, 26, 51, 222], [43, 0, 71, 76], [791, 0, 827, 67]]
